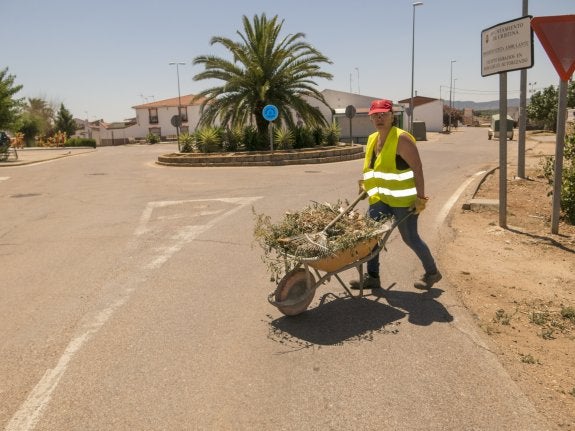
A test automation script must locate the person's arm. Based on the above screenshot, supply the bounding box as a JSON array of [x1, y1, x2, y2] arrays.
[[397, 133, 426, 198]]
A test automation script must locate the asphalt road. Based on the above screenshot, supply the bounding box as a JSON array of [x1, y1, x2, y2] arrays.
[[0, 129, 551, 430]]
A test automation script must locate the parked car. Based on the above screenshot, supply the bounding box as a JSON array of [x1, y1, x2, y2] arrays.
[[488, 114, 514, 140]]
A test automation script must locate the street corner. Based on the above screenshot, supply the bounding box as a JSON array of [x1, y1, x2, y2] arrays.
[[0, 147, 96, 167]]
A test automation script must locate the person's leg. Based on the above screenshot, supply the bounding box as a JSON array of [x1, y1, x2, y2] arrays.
[[391, 207, 437, 275], [350, 201, 392, 289], [366, 201, 393, 276]]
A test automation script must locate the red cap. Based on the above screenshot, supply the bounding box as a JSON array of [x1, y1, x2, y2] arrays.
[[368, 99, 393, 115]]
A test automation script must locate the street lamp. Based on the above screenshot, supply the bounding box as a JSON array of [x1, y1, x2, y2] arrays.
[[448, 59, 456, 132], [409, 1, 423, 134], [453, 78, 458, 127], [349, 72, 353, 93], [355, 67, 360, 94], [169, 61, 186, 151]]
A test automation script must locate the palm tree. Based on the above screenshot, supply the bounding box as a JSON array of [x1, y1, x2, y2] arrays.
[[192, 13, 333, 136], [26, 97, 55, 134]]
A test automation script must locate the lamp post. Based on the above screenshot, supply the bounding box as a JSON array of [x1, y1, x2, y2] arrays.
[[84, 111, 91, 139], [169, 61, 186, 151], [452, 78, 458, 128], [409, 1, 423, 134], [448, 59, 456, 132], [349, 72, 352, 93], [355, 67, 360, 94]]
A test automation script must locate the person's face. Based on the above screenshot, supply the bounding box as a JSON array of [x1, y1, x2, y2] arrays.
[[370, 111, 393, 127]]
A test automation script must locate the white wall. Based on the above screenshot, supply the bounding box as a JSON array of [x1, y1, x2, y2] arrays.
[[401, 100, 443, 133], [129, 105, 204, 140]]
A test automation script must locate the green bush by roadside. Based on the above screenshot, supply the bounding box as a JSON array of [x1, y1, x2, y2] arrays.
[[65, 137, 96, 148], [541, 131, 575, 224], [181, 122, 342, 154]]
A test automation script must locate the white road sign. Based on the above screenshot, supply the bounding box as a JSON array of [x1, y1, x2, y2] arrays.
[[481, 16, 533, 77]]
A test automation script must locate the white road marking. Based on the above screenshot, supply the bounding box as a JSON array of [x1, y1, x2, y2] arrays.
[[6, 196, 262, 431], [436, 170, 486, 226]]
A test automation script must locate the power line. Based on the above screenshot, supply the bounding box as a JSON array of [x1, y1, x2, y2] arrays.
[[440, 85, 521, 95]]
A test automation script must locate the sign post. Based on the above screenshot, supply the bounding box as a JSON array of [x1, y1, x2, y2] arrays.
[[262, 104, 279, 152], [171, 115, 182, 152], [345, 105, 356, 145], [531, 15, 575, 234], [481, 16, 533, 228]]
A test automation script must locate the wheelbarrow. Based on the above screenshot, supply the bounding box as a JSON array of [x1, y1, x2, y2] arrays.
[[268, 213, 407, 316]]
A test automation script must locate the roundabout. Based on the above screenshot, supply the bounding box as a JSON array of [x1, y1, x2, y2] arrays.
[[156, 144, 365, 167]]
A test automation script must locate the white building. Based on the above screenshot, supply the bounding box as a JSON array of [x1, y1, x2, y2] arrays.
[[397, 96, 443, 134], [129, 94, 206, 141], [86, 90, 442, 146]]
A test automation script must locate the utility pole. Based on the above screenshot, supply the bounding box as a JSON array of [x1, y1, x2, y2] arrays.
[[517, 0, 529, 179]]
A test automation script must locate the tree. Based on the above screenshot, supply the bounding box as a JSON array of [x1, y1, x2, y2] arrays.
[[527, 83, 575, 132], [568, 80, 575, 108], [17, 116, 41, 146], [54, 103, 76, 137], [0, 67, 24, 130], [25, 97, 54, 133], [192, 13, 333, 137]]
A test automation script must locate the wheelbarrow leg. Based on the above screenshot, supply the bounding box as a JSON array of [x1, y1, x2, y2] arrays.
[[336, 263, 366, 298]]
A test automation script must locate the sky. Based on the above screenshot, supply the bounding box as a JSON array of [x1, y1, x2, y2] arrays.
[[1, 0, 573, 122]]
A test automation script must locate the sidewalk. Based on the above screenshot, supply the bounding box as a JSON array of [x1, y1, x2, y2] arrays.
[[0, 147, 95, 167]]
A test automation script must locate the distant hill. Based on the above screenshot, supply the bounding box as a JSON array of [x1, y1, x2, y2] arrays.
[[452, 98, 522, 110]]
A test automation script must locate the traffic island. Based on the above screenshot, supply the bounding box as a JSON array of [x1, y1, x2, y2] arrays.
[[156, 144, 365, 167]]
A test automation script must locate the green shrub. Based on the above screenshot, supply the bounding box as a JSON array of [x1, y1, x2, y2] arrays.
[[243, 126, 267, 151], [563, 165, 575, 224], [146, 132, 160, 144], [324, 121, 341, 146], [65, 137, 96, 148], [311, 127, 325, 146], [274, 127, 294, 150], [222, 126, 243, 152], [561, 306, 575, 323], [179, 132, 195, 153], [539, 131, 575, 224], [293, 125, 314, 149], [196, 127, 222, 153]]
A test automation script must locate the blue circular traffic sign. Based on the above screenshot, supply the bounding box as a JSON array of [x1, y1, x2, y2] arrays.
[[262, 104, 279, 121]]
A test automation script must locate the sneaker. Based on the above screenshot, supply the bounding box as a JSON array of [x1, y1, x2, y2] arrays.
[[350, 274, 381, 290], [413, 271, 442, 290]]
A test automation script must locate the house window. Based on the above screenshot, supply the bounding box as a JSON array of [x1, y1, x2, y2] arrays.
[[149, 127, 161, 137], [180, 126, 189, 134], [179, 107, 188, 123], [149, 108, 158, 124]]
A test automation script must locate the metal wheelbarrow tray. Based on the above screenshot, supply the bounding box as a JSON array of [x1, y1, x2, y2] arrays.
[[268, 218, 399, 316]]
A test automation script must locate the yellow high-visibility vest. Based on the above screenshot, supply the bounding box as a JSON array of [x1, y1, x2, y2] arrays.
[[362, 126, 417, 207]]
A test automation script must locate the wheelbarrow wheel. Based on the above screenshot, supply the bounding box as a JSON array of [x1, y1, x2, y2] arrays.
[[275, 268, 316, 316]]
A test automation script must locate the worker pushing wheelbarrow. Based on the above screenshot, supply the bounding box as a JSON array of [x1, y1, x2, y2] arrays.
[[255, 98, 442, 315]]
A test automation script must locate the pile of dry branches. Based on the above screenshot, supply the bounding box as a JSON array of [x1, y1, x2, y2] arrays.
[[253, 200, 390, 281]]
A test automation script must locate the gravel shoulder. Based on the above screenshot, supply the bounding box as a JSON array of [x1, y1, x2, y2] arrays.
[[440, 131, 575, 430]]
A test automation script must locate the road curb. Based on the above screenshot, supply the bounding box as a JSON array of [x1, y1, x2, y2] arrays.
[[0, 149, 96, 167]]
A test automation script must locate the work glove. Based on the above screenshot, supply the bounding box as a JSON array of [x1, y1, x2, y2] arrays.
[[410, 196, 429, 214], [358, 179, 367, 199]]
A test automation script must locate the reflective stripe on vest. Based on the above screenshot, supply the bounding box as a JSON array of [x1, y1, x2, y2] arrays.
[[366, 186, 417, 198], [363, 170, 415, 181]]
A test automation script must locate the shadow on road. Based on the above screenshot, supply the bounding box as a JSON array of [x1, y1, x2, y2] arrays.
[[269, 295, 405, 347], [372, 286, 454, 326], [268, 286, 453, 348]]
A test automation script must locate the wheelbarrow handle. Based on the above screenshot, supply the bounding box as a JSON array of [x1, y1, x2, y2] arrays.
[[322, 191, 368, 233]]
